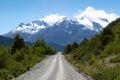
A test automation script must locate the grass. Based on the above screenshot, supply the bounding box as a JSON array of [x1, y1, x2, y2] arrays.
[[64, 54, 120, 80]]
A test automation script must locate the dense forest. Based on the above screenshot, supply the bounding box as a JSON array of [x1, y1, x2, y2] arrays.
[[63, 18, 120, 80], [0, 34, 56, 80]]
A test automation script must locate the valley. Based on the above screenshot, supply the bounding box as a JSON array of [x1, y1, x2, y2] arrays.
[[0, 3, 120, 80]]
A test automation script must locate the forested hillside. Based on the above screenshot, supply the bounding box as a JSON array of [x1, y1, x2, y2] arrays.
[[0, 34, 56, 80], [63, 18, 120, 80]]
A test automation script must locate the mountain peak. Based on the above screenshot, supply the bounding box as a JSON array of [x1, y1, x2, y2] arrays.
[[55, 17, 77, 26], [10, 7, 119, 34], [39, 14, 66, 25], [56, 17, 68, 23], [85, 6, 95, 11], [12, 20, 49, 34], [75, 6, 118, 29]]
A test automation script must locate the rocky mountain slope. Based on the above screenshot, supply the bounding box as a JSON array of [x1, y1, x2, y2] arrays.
[[4, 7, 118, 46]]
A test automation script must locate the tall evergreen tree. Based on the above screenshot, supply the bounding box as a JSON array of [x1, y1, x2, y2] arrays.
[[72, 41, 79, 49], [102, 27, 114, 46], [0, 45, 8, 69], [80, 38, 89, 46], [64, 44, 72, 54], [11, 34, 26, 54]]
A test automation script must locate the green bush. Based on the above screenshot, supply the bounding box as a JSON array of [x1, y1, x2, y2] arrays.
[[0, 69, 9, 80], [14, 50, 24, 62], [0, 46, 8, 69], [93, 65, 120, 80], [0, 34, 56, 80], [63, 18, 120, 80]]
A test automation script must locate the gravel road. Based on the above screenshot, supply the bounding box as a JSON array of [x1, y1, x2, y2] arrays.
[[15, 52, 92, 80]]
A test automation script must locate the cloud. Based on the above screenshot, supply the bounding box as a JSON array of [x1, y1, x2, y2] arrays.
[[39, 14, 66, 25]]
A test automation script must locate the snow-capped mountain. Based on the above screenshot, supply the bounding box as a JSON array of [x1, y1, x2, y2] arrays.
[[4, 7, 119, 46], [11, 7, 118, 35], [74, 6, 118, 31], [24, 17, 97, 45], [39, 14, 66, 25], [12, 20, 49, 34]]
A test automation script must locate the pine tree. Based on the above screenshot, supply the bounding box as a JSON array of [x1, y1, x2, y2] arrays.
[[64, 44, 72, 54], [11, 34, 26, 54], [33, 38, 46, 47], [72, 41, 79, 49], [102, 27, 114, 46], [0, 46, 7, 69], [80, 38, 89, 46]]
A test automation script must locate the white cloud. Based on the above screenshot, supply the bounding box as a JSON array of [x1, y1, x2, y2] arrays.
[[39, 14, 66, 25], [74, 6, 119, 27]]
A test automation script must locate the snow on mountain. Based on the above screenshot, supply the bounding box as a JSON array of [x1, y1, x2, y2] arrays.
[[11, 7, 119, 35], [12, 14, 66, 34], [55, 17, 80, 27], [39, 14, 66, 25], [56, 17, 68, 25], [75, 6, 118, 30], [4, 7, 119, 46], [12, 20, 49, 34]]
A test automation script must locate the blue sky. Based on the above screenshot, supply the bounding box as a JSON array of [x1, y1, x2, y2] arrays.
[[0, 0, 120, 35]]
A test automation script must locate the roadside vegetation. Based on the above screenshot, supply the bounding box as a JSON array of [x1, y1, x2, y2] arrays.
[[0, 34, 56, 80], [63, 18, 120, 80]]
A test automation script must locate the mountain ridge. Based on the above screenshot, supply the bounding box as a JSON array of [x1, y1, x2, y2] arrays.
[[7, 7, 118, 35], [4, 7, 118, 46], [0, 35, 64, 51]]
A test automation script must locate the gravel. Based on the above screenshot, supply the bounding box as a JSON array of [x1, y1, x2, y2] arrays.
[[14, 52, 93, 80]]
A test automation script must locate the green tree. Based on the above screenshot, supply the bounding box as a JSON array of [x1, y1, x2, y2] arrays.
[[11, 34, 26, 54], [14, 50, 24, 62], [33, 38, 46, 47], [0, 46, 8, 69], [72, 41, 79, 49], [114, 23, 120, 41], [80, 38, 89, 46], [33, 38, 56, 55], [64, 44, 72, 54], [45, 46, 56, 55], [102, 27, 114, 46]]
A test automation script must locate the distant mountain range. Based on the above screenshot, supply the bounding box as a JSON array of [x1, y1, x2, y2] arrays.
[[0, 35, 33, 46], [0, 35, 64, 51], [3, 7, 118, 49], [0, 35, 13, 46]]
